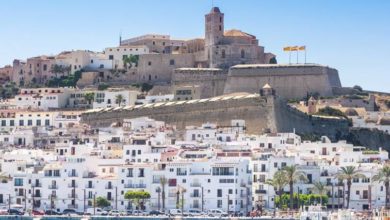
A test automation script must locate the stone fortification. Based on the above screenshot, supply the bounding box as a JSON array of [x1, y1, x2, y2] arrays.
[[172, 68, 227, 98], [223, 64, 341, 99], [82, 93, 272, 133]]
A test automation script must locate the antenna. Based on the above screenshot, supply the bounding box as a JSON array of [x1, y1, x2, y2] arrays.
[[119, 29, 122, 46], [211, 0, 214, 7]]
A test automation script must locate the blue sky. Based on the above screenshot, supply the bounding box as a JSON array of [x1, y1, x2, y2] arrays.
[[1, 0, 389, 92]]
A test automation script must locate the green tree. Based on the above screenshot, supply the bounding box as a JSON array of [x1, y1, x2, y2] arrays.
[[84, 92, 95, 105], [124, 190, 151, 211], [266, 170, 289, 209], [95, 196, 111, 208], [123, 55, 139, 69], [336, 166, 365, 209], [275, 193, 328, 208], [115, 94, 124, 106], [269, 57, 277, 64], [353, 85, 363, 92], [373, 165, 390, 209], [313, 181, 327, 205], [98, 83, 109, 91], [316, 106, 348, 119], [282, 165, 307, 210]]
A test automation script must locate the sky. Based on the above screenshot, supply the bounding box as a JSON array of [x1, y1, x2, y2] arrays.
[[0, 0, 389, 92]]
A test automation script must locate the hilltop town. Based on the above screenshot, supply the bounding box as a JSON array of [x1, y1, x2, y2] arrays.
[[0, 6, 390, 218]]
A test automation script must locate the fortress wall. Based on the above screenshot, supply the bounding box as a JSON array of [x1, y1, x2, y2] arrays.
[[273, 98, 350, 141], [172, 68, 228, 98], [82, 96, 272, 134], [224, 64, 340, 99]]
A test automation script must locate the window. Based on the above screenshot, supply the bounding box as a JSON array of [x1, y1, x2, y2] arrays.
[[43, 64, 47, 71], [14, 178, 23, 186], [109, 55, 114, 60], [217, 200, 222, 208], [241, 49, 245, 58], [148, 61, 152, 66], [169, 59, 175, 65], [1, 120, 5, 126], [27, 120, 32, 126], [221, 49, 225, 58], [217, 189, 222, 197], [45, 119, 50, 126], [19, 120, 24, 126]]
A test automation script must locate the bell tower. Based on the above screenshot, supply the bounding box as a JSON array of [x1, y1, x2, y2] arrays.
[[205, 7, 224, 67]]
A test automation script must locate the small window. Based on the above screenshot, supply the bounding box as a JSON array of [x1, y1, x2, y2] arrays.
[[169, 59, 175, 65], [148, 61, 152, 66]]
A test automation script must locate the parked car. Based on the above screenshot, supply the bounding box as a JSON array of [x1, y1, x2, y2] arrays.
[[169, 209, 186, 216], [45, 210, 61, 215], [108, 210, 122, 216], [85, 208, 108, 216], [131, 210, 148, 215], [187, 209, 204, 216], [32, 210, 45, 215], [207, 209, 228, 217], [8, 209, 24, 215], [0, 209, 8, 215], [149, 210, 164, 215], [62, 209, 78, 215]]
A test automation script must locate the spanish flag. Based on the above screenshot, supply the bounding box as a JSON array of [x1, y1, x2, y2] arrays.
[[299, 46, 306, 51], [290, 46, 299, 51], [283, 47, 291, 52]]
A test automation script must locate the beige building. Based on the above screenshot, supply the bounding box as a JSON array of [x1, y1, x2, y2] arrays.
[[0, 65, 12, 84]]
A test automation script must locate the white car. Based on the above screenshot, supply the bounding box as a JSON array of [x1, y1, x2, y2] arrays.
[[85, 208, 108, 215], [187, 209, 204, 216], [207, 209, 228, 217], [131, 210, 148, 216], [169, 209, 183, 216]]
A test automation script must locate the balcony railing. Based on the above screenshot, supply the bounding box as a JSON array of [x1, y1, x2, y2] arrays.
[[126, 173, 133, 177], [68, 172, 78, 177], [124, 183, 146, 189], [190, 193, 200, 198], [190, 183, 201, 187], [68, 204, 78, 209], [33, 193, 41, 198], [105, 185, 113, 189], [48, 195, 57, 199], [48, 185, 58, 189], [68, 194, 78, 199], [255, 189, 267, 194], [32, 183, 42, 187], [68, 183, 78, 188], [85, 184, 94, 189]]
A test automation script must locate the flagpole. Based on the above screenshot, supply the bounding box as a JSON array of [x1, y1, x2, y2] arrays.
[[296, 49, 299, 64], [304, 48, 307, 64], [289, 51, 291, 64]]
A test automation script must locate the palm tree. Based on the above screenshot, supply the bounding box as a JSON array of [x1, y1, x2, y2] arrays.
[[160, 177, 167, 211], [373, 165, 390, 209], [313, 181, 326, 205], [84, 92, 95, 106], [266, 170, 288, 209], [283, 165, 307, 210], [115, 94, 124, 106], [336, 166, 365, 209]]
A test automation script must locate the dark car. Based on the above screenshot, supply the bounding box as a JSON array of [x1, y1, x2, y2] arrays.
[[149, 210, 164, 215], [8, 209, 24, 215], [32, 210, 45, 215], [45, 210, 61, 215], [62, 209, 78, 215]]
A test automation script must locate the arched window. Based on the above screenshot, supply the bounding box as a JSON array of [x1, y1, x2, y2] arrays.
[[221, 49, 226, 58], [241, 49, 245, 58]]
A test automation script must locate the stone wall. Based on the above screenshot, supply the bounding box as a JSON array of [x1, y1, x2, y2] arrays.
[[82, 94, 273, 133], [224, 64, 341, 99], [273, 98, 350, 141], [172, 68, 228, 98]]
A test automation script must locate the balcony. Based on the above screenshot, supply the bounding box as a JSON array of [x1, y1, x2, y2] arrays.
[[48, 195, 57, 199], [68, 194, 78, 199], [32, 183, 42, 187], [68, 204, 78, 209], [190, 172, 210, 175], [176, 172, 187, 176], [48, 185, 58, 189], [255, 189, 267, 194], [190, 193, 200, 198], [105, 185, 114, 190], [124, 183, 146, 189], [33, 193, 41, 198], [68, 183, 78, 188], [190, 183, 201, 187], [85, 184, 94, 189], [126, 173, 133, 177], [68, 172, 78, 177]]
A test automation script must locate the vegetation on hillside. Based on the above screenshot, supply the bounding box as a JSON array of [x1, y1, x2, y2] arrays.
[[46, 70, 82, 87], [316, 106, 348, 118], [0, 82, 19, 99], [97, 83, 110, 91], [131, 83, 153, 93], [275, 193, 328, 209]]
